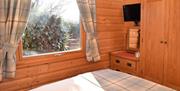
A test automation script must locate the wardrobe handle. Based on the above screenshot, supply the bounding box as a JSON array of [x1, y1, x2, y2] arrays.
[[116, 60, 120, 63], [164, 41, 167, 44], [160, 41, 164, 44]]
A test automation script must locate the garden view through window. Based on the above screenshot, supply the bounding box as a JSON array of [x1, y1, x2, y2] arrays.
[[22, 0, 81, 56]]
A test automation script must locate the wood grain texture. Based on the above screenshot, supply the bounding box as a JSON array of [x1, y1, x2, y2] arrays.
[[140, 0, 180, 90], [164, 0, 180, 90], [0, 0, 137, 91], [140, 0, 166, 83], [123, 0, 141, 4], [110, 51, 138, 75]]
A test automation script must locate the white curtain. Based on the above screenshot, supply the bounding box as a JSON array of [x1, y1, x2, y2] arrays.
[[76, 0, 100, 62], [0, 0, 31, 81]]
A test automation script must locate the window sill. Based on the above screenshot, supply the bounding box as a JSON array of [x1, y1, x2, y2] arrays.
[[23, 48, 82, 58], [17, 49, 85, 68]]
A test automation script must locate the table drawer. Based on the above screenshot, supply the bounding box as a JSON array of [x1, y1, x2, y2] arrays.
[[111, 56, 124, 66], [124, 60, 136, 70], [111, 56, 137, 75]]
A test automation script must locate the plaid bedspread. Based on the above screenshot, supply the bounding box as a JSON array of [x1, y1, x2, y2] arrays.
[[30, 69, 175, 91]]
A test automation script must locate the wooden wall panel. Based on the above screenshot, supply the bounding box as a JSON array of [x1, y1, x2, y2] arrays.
[[97, 31, 127, 39], [123, 0, 141, 4], [0, 0, 137, 91], [97, 16, 124, 24]]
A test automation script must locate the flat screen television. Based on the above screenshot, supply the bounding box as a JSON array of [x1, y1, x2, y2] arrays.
[[123, 3, 141, 26]]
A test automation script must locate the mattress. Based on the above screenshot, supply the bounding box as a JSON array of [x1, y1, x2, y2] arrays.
[[30, 69, 176, 91]]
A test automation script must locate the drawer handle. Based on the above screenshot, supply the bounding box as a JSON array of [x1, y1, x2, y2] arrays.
[[116, 60, 120, 63], [127, 63, 132, 67]]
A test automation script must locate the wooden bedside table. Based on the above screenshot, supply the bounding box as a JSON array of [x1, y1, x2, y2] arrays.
[[110, 51, 139, 75]]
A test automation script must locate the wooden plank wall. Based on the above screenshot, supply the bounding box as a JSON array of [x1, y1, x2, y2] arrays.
[[0, 0, 140, 91]]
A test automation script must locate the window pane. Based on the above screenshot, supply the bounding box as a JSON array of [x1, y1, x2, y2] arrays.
[[22, 0, 81, 56]]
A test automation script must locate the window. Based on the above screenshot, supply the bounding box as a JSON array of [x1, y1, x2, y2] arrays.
[[22, 0, 81, 56]]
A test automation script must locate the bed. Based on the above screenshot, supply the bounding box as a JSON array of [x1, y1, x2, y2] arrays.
[[30, 69, 176, 91]]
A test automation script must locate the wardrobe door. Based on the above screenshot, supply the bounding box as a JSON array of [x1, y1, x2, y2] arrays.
[[141, 0, 166, 83], [164, 0, 180, 90]]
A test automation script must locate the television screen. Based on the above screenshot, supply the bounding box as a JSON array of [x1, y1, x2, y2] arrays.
[[123, 4, 141, 22]]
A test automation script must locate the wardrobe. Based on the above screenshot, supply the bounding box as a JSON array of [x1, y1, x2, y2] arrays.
[[140, 0, 180, 90]]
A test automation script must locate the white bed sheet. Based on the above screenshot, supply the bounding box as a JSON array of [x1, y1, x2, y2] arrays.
[[30, 69, 176, 91]]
